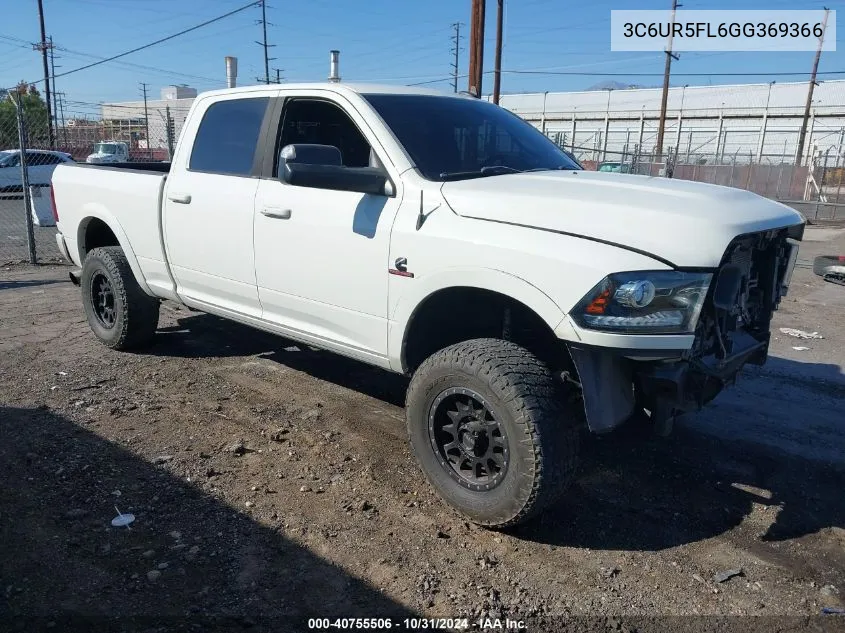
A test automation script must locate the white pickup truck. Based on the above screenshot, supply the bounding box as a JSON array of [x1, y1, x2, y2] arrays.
[[51, 83, 804, 528]]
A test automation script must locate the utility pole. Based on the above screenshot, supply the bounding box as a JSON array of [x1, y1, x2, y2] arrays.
[[796, 7, 831, 166], [492, 0, 504, 104], [56, 92, 67, 147], [654, 0, 680, 164], [450, 22, 463, 93], [34, 0, 55, 148], [274, 68, 284, 84], [255, 0, 276, 84], [140, 83, 151, 159], [48, 36, 59, 143], [468, 0, 486, 98]]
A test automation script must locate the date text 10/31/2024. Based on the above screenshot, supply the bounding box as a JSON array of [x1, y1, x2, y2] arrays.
[[307, 618, 528, 631]]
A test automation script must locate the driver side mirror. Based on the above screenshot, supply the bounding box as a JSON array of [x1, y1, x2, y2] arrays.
[[279, 143, 394, 197]]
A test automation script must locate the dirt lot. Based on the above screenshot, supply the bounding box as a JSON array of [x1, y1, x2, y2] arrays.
[[1, 226, 844, 633]]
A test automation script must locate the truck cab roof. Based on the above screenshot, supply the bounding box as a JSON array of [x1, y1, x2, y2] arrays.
[[195, 82, 472, 100]]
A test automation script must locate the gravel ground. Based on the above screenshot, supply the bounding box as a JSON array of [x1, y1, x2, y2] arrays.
[[0, 226, 844, 633]]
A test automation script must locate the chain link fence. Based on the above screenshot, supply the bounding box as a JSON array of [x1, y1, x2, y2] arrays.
[[1, 88, 180, 265], [548, 132, 845, 222], [1, 90, 61, 265]]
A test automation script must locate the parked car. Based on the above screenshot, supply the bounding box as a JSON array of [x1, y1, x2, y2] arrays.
[[51, 82, 804, 528], [86, 141, 129, 164], [0, 149, 75, 194], [598, 161, 632, 173]]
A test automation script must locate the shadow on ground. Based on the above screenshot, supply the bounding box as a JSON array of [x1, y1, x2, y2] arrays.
[[149, 311, 845, 554], [0, 279, 67, 291], [0, 405, 418, 633], [154, 311, 409, 407]]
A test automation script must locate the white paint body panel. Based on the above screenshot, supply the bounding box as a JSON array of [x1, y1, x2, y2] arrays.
[[440, 170, 803, 268], [50, 82, 805, 375]]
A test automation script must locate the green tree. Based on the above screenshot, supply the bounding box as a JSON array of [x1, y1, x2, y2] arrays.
[[0, 82, 50, 150]]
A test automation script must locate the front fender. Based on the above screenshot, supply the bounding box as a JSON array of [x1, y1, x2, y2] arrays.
[[387, 267, 566, 372], [76, 207, 154, 297]]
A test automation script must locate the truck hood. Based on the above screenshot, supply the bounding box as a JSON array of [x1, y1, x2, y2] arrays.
[[86, 154, 118, 162], [440, 170, 805, 267]]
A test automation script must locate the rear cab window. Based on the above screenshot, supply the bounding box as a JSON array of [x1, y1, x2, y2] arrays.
[[189, 97, 270, 176]]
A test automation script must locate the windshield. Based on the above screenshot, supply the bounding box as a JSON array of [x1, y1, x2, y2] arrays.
[[94, 143, 119, 154], [363, 94, 580, 181], [0, 152, 17, 167]]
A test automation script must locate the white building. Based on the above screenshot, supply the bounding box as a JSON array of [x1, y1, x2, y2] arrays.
[[100, 85, 197, 150], [492, 80, 845, 164]]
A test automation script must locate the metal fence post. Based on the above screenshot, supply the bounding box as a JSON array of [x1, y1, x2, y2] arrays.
[[165, 105, 175, 160], [744, 151, 754, 190], [637, 109, 645, 157], [819, 148, 831, 202], [11, 93, 37, 264], [714, 113, 724, 163]]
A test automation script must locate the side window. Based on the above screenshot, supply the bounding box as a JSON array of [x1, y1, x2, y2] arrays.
[[39, 154, 62, 165], [189, 97, 269, 176], [277, 99, 372, 172], [27, 152, 53, 166]]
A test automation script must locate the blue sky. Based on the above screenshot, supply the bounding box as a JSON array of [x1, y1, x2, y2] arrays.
[[2, 0, 844, 116]]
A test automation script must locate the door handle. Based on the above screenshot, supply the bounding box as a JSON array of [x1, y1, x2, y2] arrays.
[[261, 207, 292, 219], [168, 193, 192, 204]]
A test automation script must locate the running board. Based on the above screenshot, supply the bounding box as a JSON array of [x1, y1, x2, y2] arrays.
[[69, 268, 82, 286]]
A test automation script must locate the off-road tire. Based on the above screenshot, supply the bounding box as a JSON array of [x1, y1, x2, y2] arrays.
[[81, 246, 159, 350], [405, 338, 580, 529]]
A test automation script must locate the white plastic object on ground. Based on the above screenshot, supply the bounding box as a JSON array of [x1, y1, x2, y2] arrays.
[[111, 505, 135, 528], [29, 185, 55, 227], [779, 327, 824, 340]]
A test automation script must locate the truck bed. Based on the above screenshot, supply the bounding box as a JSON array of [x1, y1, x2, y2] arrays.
[[80, 162, 171, 174], [51, 162, 174, 298]]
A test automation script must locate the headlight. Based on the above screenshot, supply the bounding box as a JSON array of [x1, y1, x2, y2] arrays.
[[571, 271, 712, 334]]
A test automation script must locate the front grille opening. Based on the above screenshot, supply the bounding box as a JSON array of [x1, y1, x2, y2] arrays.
[[691, 230, 792, 363]]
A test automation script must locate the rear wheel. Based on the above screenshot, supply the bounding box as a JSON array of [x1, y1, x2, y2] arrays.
[[81, 246, 159, 350], [405, 338, 580, 528]]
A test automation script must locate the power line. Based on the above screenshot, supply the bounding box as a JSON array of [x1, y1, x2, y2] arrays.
[[40, 1, 260, 83], [408, 68, 845, 87], [504, 69, 845, 77], [54, 45, 224, 85]]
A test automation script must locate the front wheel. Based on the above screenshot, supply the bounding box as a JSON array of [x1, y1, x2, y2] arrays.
[[405, 338, 580, 529], [81, 246, 159, 351]]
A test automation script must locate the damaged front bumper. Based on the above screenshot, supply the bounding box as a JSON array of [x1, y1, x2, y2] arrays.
[[568, 334, 768, 435], [563, 224, 801, 435]]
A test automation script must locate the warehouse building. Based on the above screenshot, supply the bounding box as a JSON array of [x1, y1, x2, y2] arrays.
[[493, 80, 845, 165], [100, 85, 197, 151]]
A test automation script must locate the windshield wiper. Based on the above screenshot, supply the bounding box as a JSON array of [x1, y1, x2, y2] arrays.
[[522, 165, 576, 173], [438, 165, 521, 181]]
